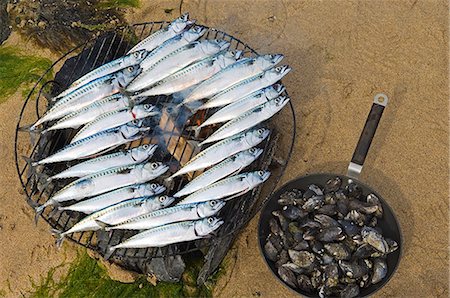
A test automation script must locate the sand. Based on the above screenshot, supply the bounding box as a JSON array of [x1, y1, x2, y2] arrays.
[[0, 0, 448, 296]]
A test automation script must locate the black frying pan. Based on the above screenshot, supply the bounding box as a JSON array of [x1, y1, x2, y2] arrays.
[[258, 94, 402, 297]]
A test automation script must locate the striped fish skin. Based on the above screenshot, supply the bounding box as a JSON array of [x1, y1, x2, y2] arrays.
[[199, 84, 285, 129], [58, 183, 166, 214], [57, 195, 174, 239], [200, 96, 290, 145], [183, 54, 284, 104], [49, 144, 158, 180], [174, 147, 263, 197], [169, 128, 270, 179], [55, 50, 148, 99], [127, 13, 194, 54], [34, 120, 149, 165], [177, 171, 271, 204], [139, 50, 242, 97], [32, 65, 141, 128], [140, 26, 207, 70], [70, 103, 159, 143], [109, 217, 223, 250], [127, 39, 230, 92], [49, 162, 169, 203], [106, 200, 225, 231], [200, 65, 291, 110]]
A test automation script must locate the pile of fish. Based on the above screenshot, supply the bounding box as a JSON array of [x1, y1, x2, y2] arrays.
[[26, 13, 291, 255], [264, 178, 399, 298]]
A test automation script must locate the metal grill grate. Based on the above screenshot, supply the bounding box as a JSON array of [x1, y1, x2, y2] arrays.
[[14, 21, 296, 272]]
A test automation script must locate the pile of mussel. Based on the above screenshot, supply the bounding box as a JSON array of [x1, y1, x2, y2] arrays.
[[263, 177, 398, 297]]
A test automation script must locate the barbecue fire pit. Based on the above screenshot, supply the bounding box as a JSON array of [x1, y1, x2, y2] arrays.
[[14, 21, 296, 283]]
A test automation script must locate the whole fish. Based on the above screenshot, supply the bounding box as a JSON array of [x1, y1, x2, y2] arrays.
[[178, 171, 270, 204], [140, 26, 207, 70], [169, 128, 270, 179], [200, 65, 291, 110], [55, 50, 148, 99], [107, 217, 223, 253], [32, 120, 150, 165], [127, 13, 194, 54], [48, 144, 157, 181], [32, 65, 141, 128], [58, 183, 166, 214], [52, 195, 174, 247], [100, 200, 225, 231], [200, 96, 290, 145], [197, 84, 284, 130], [183, 54, 284, 104], [71, 104, 159, 143], [44, 94, 146, 132], [174, 147, 263, 197], [127, 40, 230, 92], [139, 50, 242, 97]]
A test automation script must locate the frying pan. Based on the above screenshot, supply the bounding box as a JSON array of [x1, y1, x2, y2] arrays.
[[258, 93, 402, 297]]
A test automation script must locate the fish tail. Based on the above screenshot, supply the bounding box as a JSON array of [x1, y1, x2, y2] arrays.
[[50, 228, 65, 248], [94, 219, 113, 230], [104, 245, 118, 260], [21, 155, 39, 179], [34, 199, 53, 224]]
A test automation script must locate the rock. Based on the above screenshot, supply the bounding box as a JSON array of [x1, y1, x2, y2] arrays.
[[0, 0, 11, 44]]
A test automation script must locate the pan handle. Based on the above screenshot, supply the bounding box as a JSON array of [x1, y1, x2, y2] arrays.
[[347, 93, 388, 179]]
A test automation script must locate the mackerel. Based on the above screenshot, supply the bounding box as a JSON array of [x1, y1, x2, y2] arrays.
[[127, 40, 230, 92], [183, 54, 284, 104], [178, 171, 270, 204], [174, 148, 263, 197], [71, 104, 159, 143], [169, 128, 270, 179], [127, 13, 194, 54], [48, 144, 157, 181], [200, 65, 291, 109], [58, 183, 166, 214], [101, 200, 225, 231], [200, 96, 290, 145]]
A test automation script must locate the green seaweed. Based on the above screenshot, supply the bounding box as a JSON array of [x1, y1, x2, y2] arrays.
[[0, 46, 53, 103], [29, 251, 218, 298], [98, 0, 140, 9]]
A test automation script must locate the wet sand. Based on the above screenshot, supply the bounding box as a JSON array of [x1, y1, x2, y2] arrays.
[[0, 0, 448, 296]]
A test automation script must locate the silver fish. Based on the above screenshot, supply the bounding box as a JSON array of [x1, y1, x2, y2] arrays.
[[53, 195, 174, 246], [44, 94, 146, 132], [140, 26, 207, 70], [200, 96, 290, 145], [200, 65, 291, 109], [127, 39, 230, 92], [101, 200, 225, 231], [32, 65, 141, 128], [58, 183, 166, 214], [169, 128, 270, 179], [177, 170, 271, 204], [127, 13, 194, 54], [70, 104, 159, 143], [139, 50, 242, 97], [174, 147, 263, 197], [108, 217, 223, 252], [197, 84, 284, 129], [183, 54, 284, 104], [55, 50, 148, 99], [33, 120, 150, 165], [48, 144, 157, 181]]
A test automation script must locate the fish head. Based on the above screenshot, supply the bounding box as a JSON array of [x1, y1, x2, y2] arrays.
[[131, 143, 157, 161], [245, 170, 271, 188], [153, 195, 175, 209], [170, 13, 194, 33], [132, 103, 159, 118], [129, 49, 149, 64], [120, 119, 143, 138], [183, 26, 207, 42], [117, 65, 142, 87], [130, 95, 148, 105], [235, 147, 263, 165], [197, 200, 226, 217], [201, 39, 230, 55], [256, 54, 284, 70], [195, 217, 224, 236], [265, 65, 291, 82], [264, 84, 285, 99], [268, 96, 290, 113], [143, 162, 169, 177], [244, 128, 270, 146], [140, 183, 166, 196], [215, 50, 242, 69]]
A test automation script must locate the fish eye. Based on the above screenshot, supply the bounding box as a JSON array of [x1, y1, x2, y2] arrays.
[[132, 120, 138, 124], [151, 163, 158, 169], [142, 144, 149, 149], [207, 218, 214, 224], [150, 183, 157, 189], [258, 170, 264, 176], [249, 148, 256, 153], [127, 66, 134, 72], [159, 196, 166, 202], [210, 200, 216, 206], [257, 128, 264, 134], [275, 67, 281, 71], [144, 104, 150, 109], [133, 52, 139, 58]]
